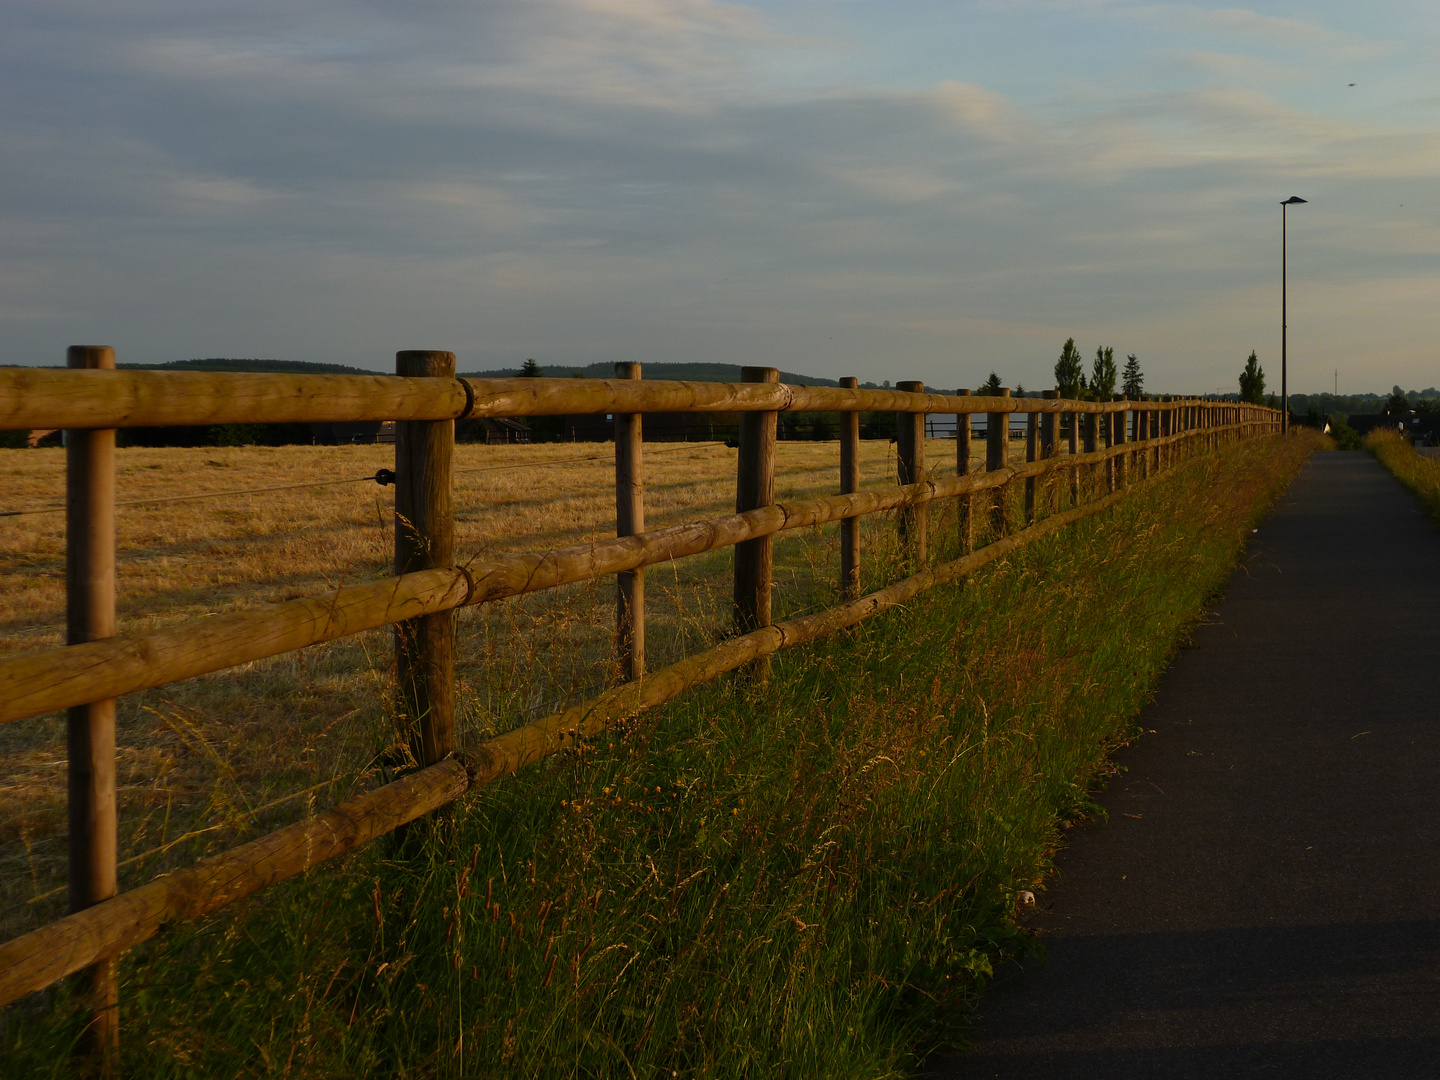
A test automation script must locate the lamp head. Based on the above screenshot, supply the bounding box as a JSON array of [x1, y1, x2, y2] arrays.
[[1282, 196, 1308, 205]]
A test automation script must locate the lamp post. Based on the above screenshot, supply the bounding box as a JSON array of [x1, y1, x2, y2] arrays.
[[1281, 196, 1307, 434]]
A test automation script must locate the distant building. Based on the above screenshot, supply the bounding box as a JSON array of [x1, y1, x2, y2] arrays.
[[457, 417, 532, 444], [1347, 413, 1440, 444]]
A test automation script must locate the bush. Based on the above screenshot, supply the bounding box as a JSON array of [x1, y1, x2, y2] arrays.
[[1330, 421, 1363, 450]]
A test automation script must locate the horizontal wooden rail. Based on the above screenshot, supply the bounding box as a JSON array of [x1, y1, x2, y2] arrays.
[[464, 378, 1148, 419], [0, 367, 1261, 430], [0, 440, 1216, 1010], [0, 353, 1280, 1027], [0, 426, 1219, 725], [466, 474, 1147, 786], [0, 368, 472, 431], [0, 759, 469, 1009]]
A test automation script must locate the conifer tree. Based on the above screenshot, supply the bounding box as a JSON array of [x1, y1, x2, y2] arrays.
[[980, 371, 1003, 395], [1054, 338, 1084, 398], [1121, 353, 1144, 399], [1090, 346, 1117, 399], [1238, 351, 1265, 405]]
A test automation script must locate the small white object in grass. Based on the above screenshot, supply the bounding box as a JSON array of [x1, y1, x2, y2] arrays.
[[1017, 890, 1036, 908]]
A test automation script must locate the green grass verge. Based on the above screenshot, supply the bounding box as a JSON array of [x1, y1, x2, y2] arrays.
[[3, 433, 1320, 1078], [1367, 431, 1440, 520]]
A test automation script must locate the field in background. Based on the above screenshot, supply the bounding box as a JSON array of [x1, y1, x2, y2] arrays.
[[1, 436, 994, 943], [1, 431, 1324, 1076]]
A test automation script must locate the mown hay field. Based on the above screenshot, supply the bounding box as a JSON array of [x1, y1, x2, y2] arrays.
[[1, 431, 1324, 1077], [0, 436, 987, 942]]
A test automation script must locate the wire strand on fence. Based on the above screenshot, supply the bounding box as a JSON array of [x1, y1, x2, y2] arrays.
[[22, 770, 371, 907], [0, 414, 1273, 1009], [0, 442, 728, 519]]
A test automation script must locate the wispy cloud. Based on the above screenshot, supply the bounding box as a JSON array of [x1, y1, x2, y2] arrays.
[[0, 0, 1436, 391]]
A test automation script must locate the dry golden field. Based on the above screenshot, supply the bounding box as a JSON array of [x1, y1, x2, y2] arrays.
[[0, 435, 994, 940]]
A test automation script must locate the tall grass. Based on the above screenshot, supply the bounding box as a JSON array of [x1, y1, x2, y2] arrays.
[[2, 432, 1320, 1078], [1367, 431, 1440, 519]]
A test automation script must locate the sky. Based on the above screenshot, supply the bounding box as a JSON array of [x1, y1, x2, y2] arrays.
[[2, 1, 1437, 395]]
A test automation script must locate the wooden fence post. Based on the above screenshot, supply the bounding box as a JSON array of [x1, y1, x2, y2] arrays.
[[394, 350, 456, 767], [955, 389, 972, 554], [1152, 406, 1161, 469], [839, 377, 861, 599], [734, 366, 779, 681], [615, 362, 645, 681], [895, 380, 926, 565], [1066, 395, 1080, 508], [1135, 401, 1148, 479], [1041, 389, 1058, 514], [1084, 406, 1099, 499], [1140, 402, 1150, 477], [1113, 396, 1128, 488], [65, 345, 119, 1067], [1024, 404, 1040, 524], [1160, 399, 1170, 470], [987, 388, 1010, 537]]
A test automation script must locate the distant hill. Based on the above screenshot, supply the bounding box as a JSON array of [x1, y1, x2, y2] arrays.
[[115, 358, 375, 375], [5, 357, 888, 387], [458, 361, 880, 388]]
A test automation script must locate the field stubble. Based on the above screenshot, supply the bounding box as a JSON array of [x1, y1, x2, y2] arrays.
[[0, 436, 957, 940], [0, 431, 1320, 1076]]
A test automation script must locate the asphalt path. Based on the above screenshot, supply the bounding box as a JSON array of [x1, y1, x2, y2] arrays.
[[932, 451, 1440, 1079]]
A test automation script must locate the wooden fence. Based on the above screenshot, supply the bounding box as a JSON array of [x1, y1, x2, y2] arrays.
[[0, 349, 1281, 1061]]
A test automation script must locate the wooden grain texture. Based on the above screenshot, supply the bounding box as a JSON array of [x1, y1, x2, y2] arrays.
[[64, 345, 119, 1064], [394, 352, 456, 767], [1131, 403, 1145, 479], [465, 378, 1149, 419], [1066, 396, 1081, 508], [0, 425, 1227, 726], [1025, 408, 1040, 524], [955, 389, 973, 555], [1084, 409, 1100, 498], [734, 367, 778, 638], [614, 362, 645, 680], [987, 389, 1012, 537], [1114, 397, 1129, 488], [1041, 390, 1059, 514], [839, 377, 861, 599], [896, 380, 927, 565], [1, 365, 1257, 430], [0, 760, 469, 1010], [0, 368, 472, 430]]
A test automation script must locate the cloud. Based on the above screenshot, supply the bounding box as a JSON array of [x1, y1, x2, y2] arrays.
[[167, 175, 291, 211], [0, 0, 1436, 392], [1095, 2, 1393, 61]]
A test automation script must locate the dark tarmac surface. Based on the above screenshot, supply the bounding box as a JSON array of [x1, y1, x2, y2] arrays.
[[934, 451, 1440, 1079]]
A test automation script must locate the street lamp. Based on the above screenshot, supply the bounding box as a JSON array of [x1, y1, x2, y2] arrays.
[[1281, 196, 1307, 433]]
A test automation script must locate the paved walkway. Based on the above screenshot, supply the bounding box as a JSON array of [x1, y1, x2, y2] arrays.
[[936, 451, 1440, 1078]]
